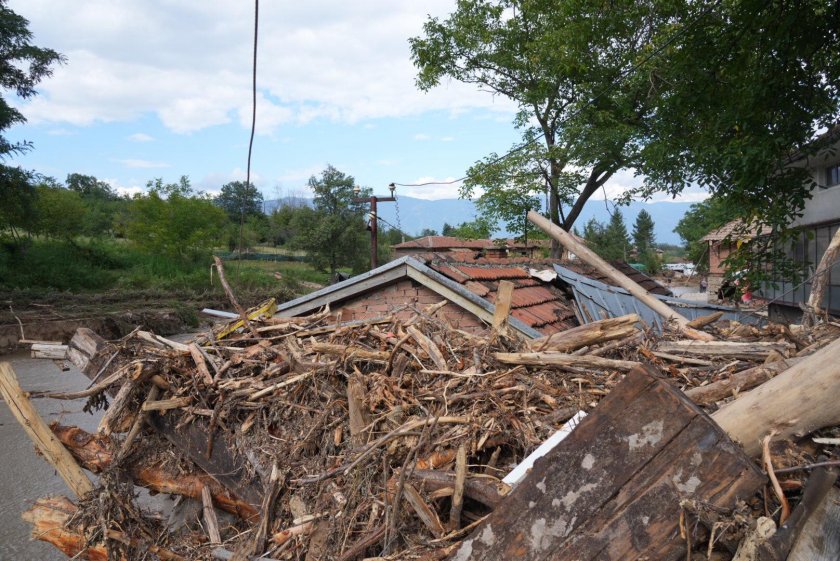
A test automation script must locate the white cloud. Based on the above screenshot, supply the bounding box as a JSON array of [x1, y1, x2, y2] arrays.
[[103, 177, 144, 197], [116, 158, 171, 169], [413, 133, 431, 141], [10, 1, 517, 134], [128, 132, 154, 142], [440, 136, 455, 142], [47, 128, 75, 136]]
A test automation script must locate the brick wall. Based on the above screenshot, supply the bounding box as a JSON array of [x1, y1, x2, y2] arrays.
[[332, 279, 488, 333]]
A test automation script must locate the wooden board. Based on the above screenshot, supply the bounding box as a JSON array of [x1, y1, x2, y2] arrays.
[[787, 486, 840, 561], [449, 365, 764, 561]]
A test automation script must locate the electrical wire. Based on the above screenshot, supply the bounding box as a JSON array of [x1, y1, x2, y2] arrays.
[[392, 0, 722, 189], [239, 0, 259, 259]]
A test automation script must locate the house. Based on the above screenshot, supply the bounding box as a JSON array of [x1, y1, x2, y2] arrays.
[[391, 236, 547, 259], [760, 133, 840, 319], [275, 252, 677, 338], [274, 255, 578, 338], [701, 219, 763, 297]]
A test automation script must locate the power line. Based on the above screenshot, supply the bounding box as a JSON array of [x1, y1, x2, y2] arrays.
[[239, 0, 259, 259], [393, 0, 722, 189]]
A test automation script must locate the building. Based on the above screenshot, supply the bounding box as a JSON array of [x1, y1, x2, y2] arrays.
[[761, 133, 840, 318], [701, 220, 763, 297]]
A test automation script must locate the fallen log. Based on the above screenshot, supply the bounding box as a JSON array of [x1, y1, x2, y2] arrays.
[[451, 365, 764, 560], [31, 343, 68, 359], [685, 358, 802, 405], [686, 311, 725, 329], [529, 314, 640, 352], [0, 362, 94, 498], [22, 496, 186, 561], [712, 336, 840, 457], [803, 225, 840, 325], [657, 340, 792, 360], [528, 210, 714, 341], [51, 423, 258, 519], [493, 351, 640, 371]]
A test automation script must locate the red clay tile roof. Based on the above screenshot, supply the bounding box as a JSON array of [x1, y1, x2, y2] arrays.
[[393, 236, 546, 250], [417, 253, 578, 334]]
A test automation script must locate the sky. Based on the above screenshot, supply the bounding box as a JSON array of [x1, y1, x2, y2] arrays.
[[6, 0, 708, 205]]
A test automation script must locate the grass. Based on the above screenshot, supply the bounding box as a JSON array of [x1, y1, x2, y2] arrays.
[[0, 238, 332, 297]]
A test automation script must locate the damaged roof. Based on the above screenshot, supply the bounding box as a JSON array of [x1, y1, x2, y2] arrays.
[[415, 253, 578, 335]]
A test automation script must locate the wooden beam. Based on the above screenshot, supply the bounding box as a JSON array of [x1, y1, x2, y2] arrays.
[[492, 280, 515, 332], [712, 336, 840, 457], [527, 210, 714, 341], [0, 362, 94, 497], [493, 351, 641, 371]]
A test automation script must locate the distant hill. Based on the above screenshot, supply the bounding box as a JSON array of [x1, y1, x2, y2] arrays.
[[264, 196, 695, 245]]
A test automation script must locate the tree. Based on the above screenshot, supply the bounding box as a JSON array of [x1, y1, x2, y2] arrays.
[[34, 183, 86, 239], [411, 0, 678, 250], [447, 217, 495, 240], [214, 181, 264, 221], [632, 210, 656, 255], [126, 177, 228, 257], [290, 165, 370, 275], [412, 1, 840, 266], [602, 211, 630, 261], [418, 228, 438, 237], [65, 173, 122, 237], [0, 2, 62, 239]]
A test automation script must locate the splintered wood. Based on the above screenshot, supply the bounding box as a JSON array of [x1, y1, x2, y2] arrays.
[[12, 295, 840, 561]]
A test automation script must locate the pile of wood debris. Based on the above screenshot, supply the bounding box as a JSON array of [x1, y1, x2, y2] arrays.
[[4, 217, 840, 561], [4, 294, 840, 560]]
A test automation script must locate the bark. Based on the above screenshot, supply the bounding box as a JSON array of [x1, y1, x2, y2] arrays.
[[529, 314, 640, 352]]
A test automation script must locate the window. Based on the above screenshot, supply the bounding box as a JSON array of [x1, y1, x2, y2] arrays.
[[827, 163, 840, 187]]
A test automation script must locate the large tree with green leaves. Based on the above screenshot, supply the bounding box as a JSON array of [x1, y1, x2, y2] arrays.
[[632, 209, 655, 254], [411, 0, 840, 266], [410, 0, 679, 253], [214, 181, 264, 221], [0, 1, 62, 237], [291, 165, 370, 275]]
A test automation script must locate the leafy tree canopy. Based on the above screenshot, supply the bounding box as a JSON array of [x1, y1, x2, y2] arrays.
[[214, 181, 264, 221], [412, 0, 840, 263], [290, 165, 371, 275], [632, 209, 656, 254]]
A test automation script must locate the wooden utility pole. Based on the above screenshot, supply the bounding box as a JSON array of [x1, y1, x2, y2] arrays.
[[353, 184, 397, 270]]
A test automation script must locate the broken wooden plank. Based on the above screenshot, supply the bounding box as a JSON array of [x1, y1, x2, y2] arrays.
[[408, 325, 448, 370], [202, 484, 223, 544], [712, 336, 840, 457], [0, 362, 94, 498], [451, 365, 764, 561], [528, 210, 714, 341], [529, 314, 640, 352], [493, 351, 640, 371], [657, 340, 792, 360], [492, 280, 515, 332]]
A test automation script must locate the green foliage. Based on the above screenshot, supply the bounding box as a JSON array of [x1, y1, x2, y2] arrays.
[[0, 1, 63, 161], [582, 211, 630, 261], [411, 0, 676, 242], [214, 181, 264, 221], [34, 183, 86, 239], [125, 177, 228, 258], [444, 217, 496, 239], [418, 228, 438, 237], [0, 166, 36, 240], [674, 196, 741, 271], [632, 209, 656, 254], [290, 165, 370, 274]]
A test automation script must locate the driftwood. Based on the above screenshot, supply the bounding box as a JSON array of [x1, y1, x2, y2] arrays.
[[52, 424, 258, 519], [0, 362, 94, 497], [494, 351, 640, 371], [804, 225, 840, 325], [529, 314, 640, 352], [686, 311, 725, 329], [685, 358, 801, 405], [712, 336, 840, 457], [31, 342, 68, 359], [656, 340, 792, 360], [528, 210, 714, 341], [451, 365, 764, 560]]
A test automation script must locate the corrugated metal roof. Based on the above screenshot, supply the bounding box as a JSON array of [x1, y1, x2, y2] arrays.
[[553, 264, 764, 331]]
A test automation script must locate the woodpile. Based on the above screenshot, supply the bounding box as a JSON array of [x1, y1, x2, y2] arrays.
[[3, 294, 840, 561]]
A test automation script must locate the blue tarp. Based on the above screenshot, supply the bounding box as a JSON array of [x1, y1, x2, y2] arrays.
[[553, 264, 765, 331]]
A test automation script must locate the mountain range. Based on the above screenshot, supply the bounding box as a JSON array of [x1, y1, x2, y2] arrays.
[[265, 195, 695, 246]]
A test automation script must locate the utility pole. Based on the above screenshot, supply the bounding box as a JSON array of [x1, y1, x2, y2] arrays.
[[353, 183, 397, 270]]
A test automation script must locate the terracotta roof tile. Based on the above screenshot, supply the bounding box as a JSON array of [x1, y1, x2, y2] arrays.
[[464, 281, 491, 297], [510, 286, 558, 308], [452, 265, 531, 281], [430, 263, 471, 283]]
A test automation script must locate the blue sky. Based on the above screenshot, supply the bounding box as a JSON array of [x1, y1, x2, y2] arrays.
[[6, 0, 708, 205]]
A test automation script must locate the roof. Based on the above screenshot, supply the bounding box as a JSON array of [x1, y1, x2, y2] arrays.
[[701, 219, 768, 242], [274, 256, 542, 339], [413, 254, 579, 335], [553, 264, 764, 331], [392, 236, 546, 250], [561, 261, 673, 297]]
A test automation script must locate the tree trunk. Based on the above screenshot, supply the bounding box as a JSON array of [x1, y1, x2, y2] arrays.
[[804, 226, 840, 326]]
